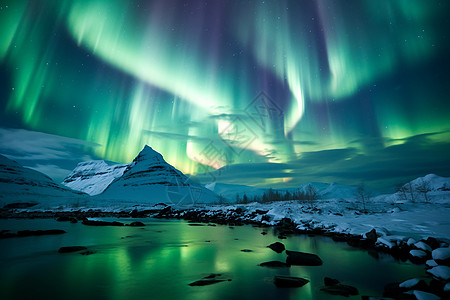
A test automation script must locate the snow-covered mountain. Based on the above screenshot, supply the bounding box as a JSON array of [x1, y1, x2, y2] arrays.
[[205, 181, 357, 201], [406, 174, 450, 192], [0, 154, 86, 208], [62, 160, 128, 195], [96, 145, 220, 205]]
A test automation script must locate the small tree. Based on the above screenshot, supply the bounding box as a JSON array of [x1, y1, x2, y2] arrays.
[[305, 184, 318, 208], [416, 179, 431, 202], [396, 184, 408, 202], [407, 182, 416, 202], [242, 193, 248, 204], [355, 183, 371, 212]]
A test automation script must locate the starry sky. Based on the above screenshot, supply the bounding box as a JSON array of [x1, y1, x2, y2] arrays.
[[1, 0, 450, 193]]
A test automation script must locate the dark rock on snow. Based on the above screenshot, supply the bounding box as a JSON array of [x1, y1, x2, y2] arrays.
[[259, 261, 290, 268], [365, 228, 378, 242], [241, 249, 253, 252], [286, 250, 323, 266], [274, 276, 309, 288], [267, 242, 285, 253]]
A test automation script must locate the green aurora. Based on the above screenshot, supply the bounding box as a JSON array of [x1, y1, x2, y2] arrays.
[[1, 0, 449, 191]]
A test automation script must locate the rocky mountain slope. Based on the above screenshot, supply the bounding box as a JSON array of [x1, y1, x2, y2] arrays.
[[96, 145, 220, 205], [62, 160, 128, 195]]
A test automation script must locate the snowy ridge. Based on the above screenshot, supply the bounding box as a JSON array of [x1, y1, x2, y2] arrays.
[[406, 174, 450, 192], [62, 160, 128, 195], [0, 154, 86, 208], [97, 145, 220, 205]]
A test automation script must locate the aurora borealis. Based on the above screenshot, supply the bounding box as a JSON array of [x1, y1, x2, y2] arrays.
[[1, 0, 450, 192]]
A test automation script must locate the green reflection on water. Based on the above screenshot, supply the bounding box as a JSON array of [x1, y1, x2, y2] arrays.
[[0, 219, 427, 300]]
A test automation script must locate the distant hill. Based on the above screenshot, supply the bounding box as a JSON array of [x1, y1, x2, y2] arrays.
[[0, 154, 86, 209], [205, 181, 357, 201]]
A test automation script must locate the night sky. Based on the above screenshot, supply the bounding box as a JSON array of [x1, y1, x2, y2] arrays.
[[1, 0, 450, 192]]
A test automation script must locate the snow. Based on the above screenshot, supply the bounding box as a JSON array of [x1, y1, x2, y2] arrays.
[[96, 146, 220, 205], [411, 290, 440, 300], [414, 241, 432, 252], [62, 160, 128, 195], [409, 250, 427, 258], [399, 278, 420, 288], [427, 265, 450, 280], [432, 247, 450, 261], [2, 148, 450, 247], [0, 154, 86, 208]]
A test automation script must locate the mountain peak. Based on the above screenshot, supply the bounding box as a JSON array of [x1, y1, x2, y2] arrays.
[[133, 145, 164, 164]]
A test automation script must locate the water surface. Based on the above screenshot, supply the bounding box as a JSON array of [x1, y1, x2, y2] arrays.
[[0, 218, 427, 299]]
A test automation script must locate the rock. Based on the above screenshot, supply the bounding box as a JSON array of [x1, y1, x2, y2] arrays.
[[414, 241, 432, 252], [411, 290, 440, 300], [425, 237, 440, 250], [274, 276, 309, 288], [58, 246, 88, 253], [56, 216, 71, 222], [127, 221, 145, 227], [320, 283, 359, 296], [365, 228, 378, 242], [399, 278, 428, 292], [324, 277, 340, 286], [80, 250, 96, 255], [427, 265, 450, 281], [286, 250, 323, 266], [432, 247, 450, 266], [267, 242, 285, 253], [204, 273, 221, 279], [82, 220, 124, 226], [188, 223, 205, 226], [240, 249, 252, 252], [258, 261, 290, 268], [0, 229, 67, 238], [261, 231, 268, 235], [189, 274, 230, 286], [188, 279, 227, 286], [409, 249, 428, 264]]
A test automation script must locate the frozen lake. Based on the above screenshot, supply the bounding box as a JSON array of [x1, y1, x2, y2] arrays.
[[0, 218, 427, 299]]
